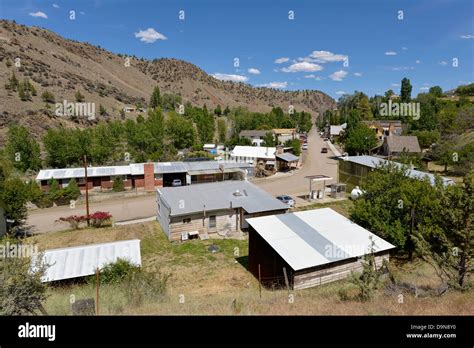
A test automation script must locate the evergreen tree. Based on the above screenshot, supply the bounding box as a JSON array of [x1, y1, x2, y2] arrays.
[[400, 77, 412, 102], [149, 86, 161, 109]]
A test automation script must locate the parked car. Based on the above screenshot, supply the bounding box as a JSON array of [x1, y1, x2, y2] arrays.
[[276, 195, 295, 208], [302, 143, 308, 150], [171, 179, 182, 187], [321, 147, 328, 153]]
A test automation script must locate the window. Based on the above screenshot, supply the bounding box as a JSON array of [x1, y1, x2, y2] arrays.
[[209, 215, 216, 228], [183, 218, 191, 224]]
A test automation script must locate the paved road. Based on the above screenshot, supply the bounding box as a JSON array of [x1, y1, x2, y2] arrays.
[[26, 127, 339, 234], [252, 127, 339, 204], [27, 194, 157, 234]]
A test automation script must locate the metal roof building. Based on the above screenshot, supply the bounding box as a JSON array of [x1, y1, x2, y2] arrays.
[[247, 208, 395, 290], [340, 155, 455, 187], [230, 146, 276, 161], [32, 239, 141, 282], [156, 181, 289, 241], [157, 181, 288, 217]]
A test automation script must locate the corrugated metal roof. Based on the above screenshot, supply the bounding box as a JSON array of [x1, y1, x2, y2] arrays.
[[276, 152, 299, 162], [36, 161, 252, 181], [341, 155, 455, 187], [157, 181, 288, 217], [32, 239, 142, 282], [246, 208, 395, 271], [230, 146, 276, 160]]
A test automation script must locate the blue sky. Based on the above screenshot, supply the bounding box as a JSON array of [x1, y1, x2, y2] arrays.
[[1, 0, 473, 99]]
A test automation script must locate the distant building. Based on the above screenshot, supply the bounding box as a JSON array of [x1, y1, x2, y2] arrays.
[[230, 146, 276, 164], [123, 106, 136, 113], [362, 120, 403, 140], [239, 130, 268, 146], [380, 136, 421, 157], [338, 155, 455, 190], [328, 123, 347, 140], [273, 128, 298, 144], [156, 181, 289, 241], [247, 208, 395, 290], [36, 161, 253, 192]]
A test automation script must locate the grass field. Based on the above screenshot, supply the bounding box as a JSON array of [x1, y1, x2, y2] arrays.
[[26, 203, 473, 315]]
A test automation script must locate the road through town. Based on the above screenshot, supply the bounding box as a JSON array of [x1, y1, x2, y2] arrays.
[[26, 128, 338, 234]]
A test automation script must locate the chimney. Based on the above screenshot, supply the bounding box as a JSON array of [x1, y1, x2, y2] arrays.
[[143, 163, 155, 191]]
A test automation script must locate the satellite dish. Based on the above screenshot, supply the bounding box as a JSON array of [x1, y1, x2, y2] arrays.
[[351, 186, 364, 200]]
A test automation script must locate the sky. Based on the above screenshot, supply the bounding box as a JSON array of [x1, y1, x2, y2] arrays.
[[1, 0, 473, 99]]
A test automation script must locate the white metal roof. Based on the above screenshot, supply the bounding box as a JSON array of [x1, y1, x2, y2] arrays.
[[246, 208, 395, 271], [330, 123, 346, 136], [341, 155, 455, 187], [230, 146, 276, 160], [32, 239, 141, 282]]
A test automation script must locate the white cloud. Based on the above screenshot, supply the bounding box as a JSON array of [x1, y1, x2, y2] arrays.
[[211, 73, 248, 82], [80, 11, 85, 15], [335, 91, 346, 95], [460, 34, 474, 39], [29, 11, 48, 19], [274, 57, 290, 64], [309, 50, 347, 63], [392, 66, 414, 71], [415, 60, 421, 64], [439, 61, 448, 66], [281, 61, 323, 73], [420, 87, 429, 91], [391, 83, 400, 87], [385, 51, 397, 56], [401, 47, 408, 50], [353, 72, 362, 77], [52, 4, 59, 8], [329, 70, 348, 81], [248, 68, 261, 75], [134, 28, 167, 43], [256, 81, 288, 89], [304, 74, 322, 80]]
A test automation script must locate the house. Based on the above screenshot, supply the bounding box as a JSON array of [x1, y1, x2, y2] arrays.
[[338, 155, 455, 190], [239, 130, 269, 147], [203, 144, 217, 154], [362, 120, 403, 140], [123, 106, 136, 113], [247, 208, 395, 290], [230, 146, 276, 165], [329, 123, 347, 140], [156, 181, 289, 241], [380, 136, 421, 157], [273, 128, 297, 144], [275, 145, 299, 171], [36, 161, 253, 192], [31, 240, 141, 282]]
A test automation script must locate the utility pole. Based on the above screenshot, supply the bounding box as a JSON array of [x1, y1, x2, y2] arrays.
[[83, 155, 90, 226]]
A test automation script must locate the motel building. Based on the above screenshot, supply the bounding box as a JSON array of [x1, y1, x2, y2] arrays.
[[36, 161, 253, 192]]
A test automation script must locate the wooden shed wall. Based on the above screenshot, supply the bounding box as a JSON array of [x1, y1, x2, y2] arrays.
[[293, 252, 389, 290]]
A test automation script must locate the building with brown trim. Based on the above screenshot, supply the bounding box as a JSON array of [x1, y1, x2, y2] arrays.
[[36, 161, 253, 192]]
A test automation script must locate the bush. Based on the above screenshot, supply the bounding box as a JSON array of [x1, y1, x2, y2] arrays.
[[124, 267, 171, 306], [112, 176, 125, 192], [56, 215, 87, 230], [0, 240, 48, 315], [41, 90, 55, 104], [89, 211, 112, 227], [96, 258, 140, 285], [63, 178, 81, 200]]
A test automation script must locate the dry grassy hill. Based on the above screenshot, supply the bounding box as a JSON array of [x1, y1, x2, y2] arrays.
[[0, 20, 336, 144]]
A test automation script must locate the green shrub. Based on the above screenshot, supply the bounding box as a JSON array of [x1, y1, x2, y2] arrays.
[[63, 178, 81, 200], [112, 176, 125, 192], [125, 267, 170, 306], [95, 258, 141, 285]]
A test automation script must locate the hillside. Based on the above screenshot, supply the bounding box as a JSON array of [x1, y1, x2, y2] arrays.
[[0, 20, 336, 144]]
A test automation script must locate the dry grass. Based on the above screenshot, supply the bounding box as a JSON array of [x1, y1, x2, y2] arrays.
[[28, 222, 474, 316]]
